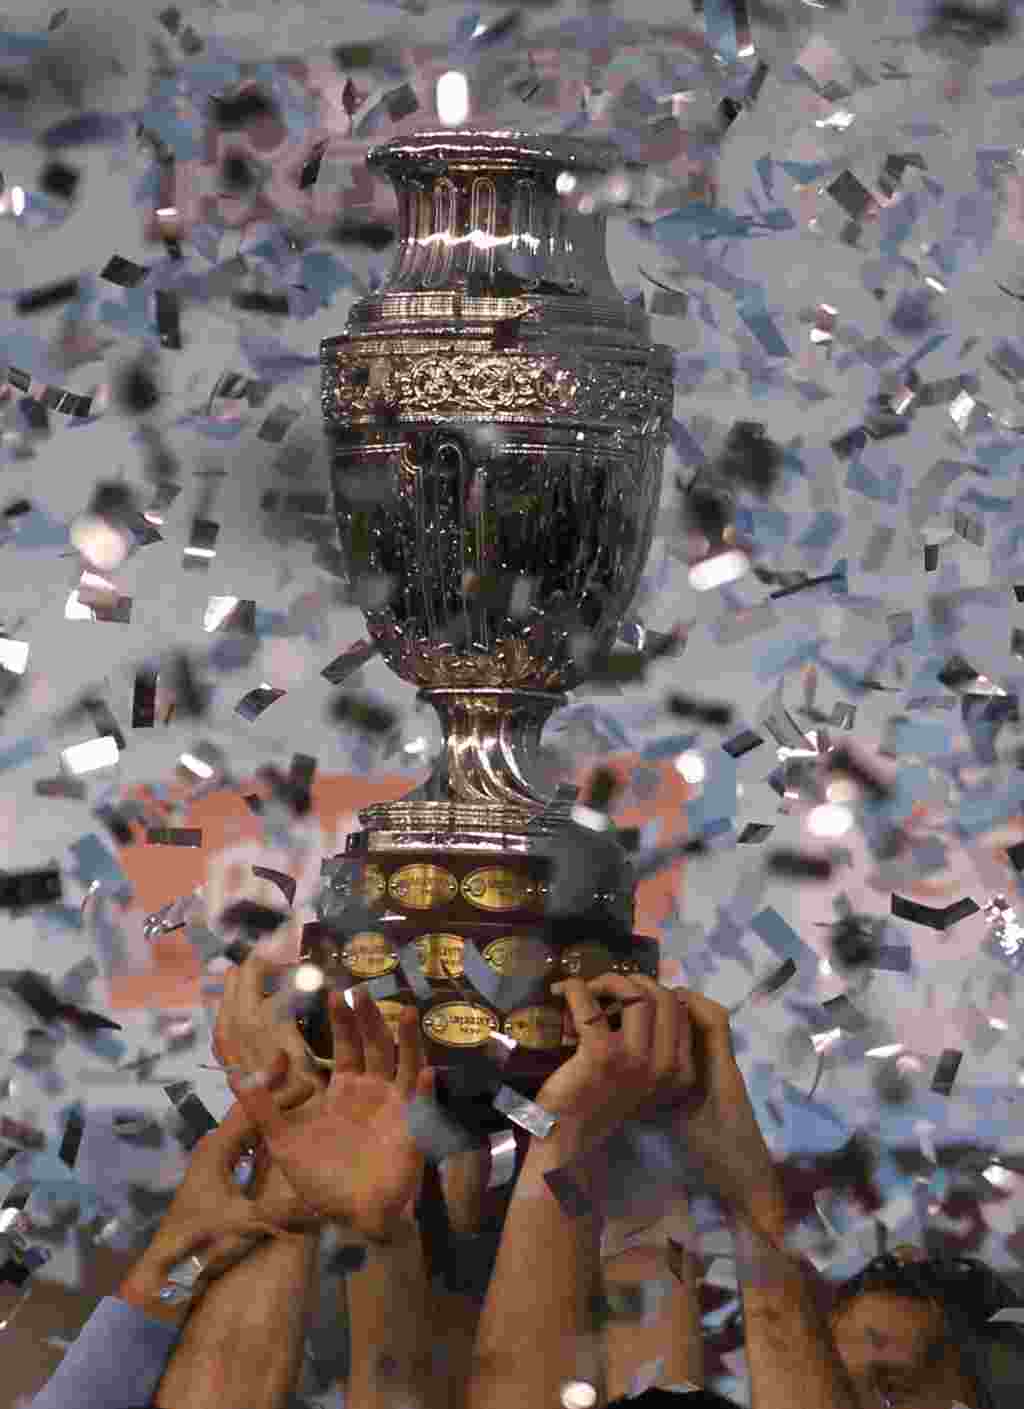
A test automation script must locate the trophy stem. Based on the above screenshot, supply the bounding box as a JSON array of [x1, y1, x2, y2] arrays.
[[409, 688, 568, 811]]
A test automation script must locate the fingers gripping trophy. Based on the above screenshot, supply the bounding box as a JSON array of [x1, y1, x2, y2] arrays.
[[308, 130, 675, 1134]]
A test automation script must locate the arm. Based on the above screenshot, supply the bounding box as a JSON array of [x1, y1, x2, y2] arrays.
[[26, 1219, 203, 1409], [644, 983, 862, 1409], [467, 973, 694, 1409], [152, 1217, 319, 1409], [342, 1215, 444, 1409], [729, 1196, 861, 1409], [468, 1123, 604, 1409], [601, 1193, 704, 1399]]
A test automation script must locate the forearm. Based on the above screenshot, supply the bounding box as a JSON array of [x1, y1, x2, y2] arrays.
[[469, 1133, 603, 1409], [152, 1228, 319, 1409], [731, 1207, 860, 1409], [602, 1232, 704, 1398], [344, 1217, 441, 1409]]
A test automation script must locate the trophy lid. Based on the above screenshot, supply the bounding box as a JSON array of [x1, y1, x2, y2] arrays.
[[367, 129, 623, 179]]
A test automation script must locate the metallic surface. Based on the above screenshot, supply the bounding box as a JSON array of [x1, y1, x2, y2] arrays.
[[351, 807, 574, 853], [315, 132, 672, 1122], [321, 129, 673, 819]]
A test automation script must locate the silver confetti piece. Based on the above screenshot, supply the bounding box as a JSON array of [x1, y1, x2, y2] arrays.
[[487, 1129, 518, 1190], [492, 1085, 558, 1138]]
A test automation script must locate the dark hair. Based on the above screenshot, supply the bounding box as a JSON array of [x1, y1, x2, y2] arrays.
[[829, 1252, 1020, 1336], [829, 1253, 1024, 1409]]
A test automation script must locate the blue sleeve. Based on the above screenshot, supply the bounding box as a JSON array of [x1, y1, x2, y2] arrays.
[[27, 1297, 181, 1409]]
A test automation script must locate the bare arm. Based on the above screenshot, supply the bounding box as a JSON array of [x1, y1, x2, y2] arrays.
[[468, 1125, 604, 1409], [152, 1223, 319, 1409], [602, 1194, 704, 1398], [342, 1215, 445, 1409], [730, 1197, 860, 1409]]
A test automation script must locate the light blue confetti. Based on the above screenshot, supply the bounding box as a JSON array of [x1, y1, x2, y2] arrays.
[[737, 302, 791, 358], [755, 155, 774, 201], [846, 459, 904, 506], [796, 510, 843, 551], [686, 748, 736, 836]]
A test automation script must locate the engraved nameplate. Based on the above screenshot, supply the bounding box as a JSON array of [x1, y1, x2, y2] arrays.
[[503, 1005, 564, 1050], [462, 867, 535, 912], [483, 936, 553, 977], [342, 932, 398, 978], [422, 1001, 500, 1047], [388, 864, 459, 910], [414, 932, 465, 979]]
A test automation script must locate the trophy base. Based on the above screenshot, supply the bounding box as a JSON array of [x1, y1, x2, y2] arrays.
[[298, 809, 659, 1137]]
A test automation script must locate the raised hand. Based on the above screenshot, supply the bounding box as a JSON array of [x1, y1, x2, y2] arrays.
[[628, 976, 786, 1231], [212, 938, 327, 1114], [536, 973, 684, 1161], [119, 1101, 310, 1319], [228, 985, 434, 1243]]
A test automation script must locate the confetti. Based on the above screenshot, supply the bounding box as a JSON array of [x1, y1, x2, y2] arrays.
[[765, 851, 833, 881], [327, 219, 396, 250], [0, 867, 62, 911], [144, 828, 202, 847], [891, 894, 980, 930], [328, 691, 397, 735], [15, 276, 80, 314], [321, 639, 379, 684], [209, 90, 279, 130], [162, 1082, 218, 1150], [58, 1106, 84, 1168], [544, 1167, 593, 1219], [149, 289, 180, 350], [252, 865, 298, 907], [492, 1086, 559, 1138], [931, 1048, 963, 1095], [236, 686, 287, 721]]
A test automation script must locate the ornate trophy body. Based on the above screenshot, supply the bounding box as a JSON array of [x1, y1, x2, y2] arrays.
[[308, 131, 674, 1131]]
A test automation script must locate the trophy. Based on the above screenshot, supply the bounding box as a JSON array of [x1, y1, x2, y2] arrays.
[[305, 130, 674, 1132]]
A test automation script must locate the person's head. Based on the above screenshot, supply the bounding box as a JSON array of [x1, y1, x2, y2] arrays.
[[827, 1248, 1020, 1409]]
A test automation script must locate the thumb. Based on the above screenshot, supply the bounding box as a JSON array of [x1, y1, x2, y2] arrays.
[[415, 1067, 435, 1102]]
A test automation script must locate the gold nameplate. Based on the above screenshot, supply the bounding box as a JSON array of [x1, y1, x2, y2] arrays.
[[374, 999, 409, 1043], [503, 1005, 564, 1050], [461, 867, 534, 912], [414, 933, 465, 979], [342, 932, 398, 978], [483, 936, 553, 977], [388, 863, 459, 910], [422, 1001, 499, 1047]]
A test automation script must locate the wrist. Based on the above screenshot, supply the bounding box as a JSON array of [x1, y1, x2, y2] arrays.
[[119, 1225, 204, 1327], [519, 1124, 601, 1208]]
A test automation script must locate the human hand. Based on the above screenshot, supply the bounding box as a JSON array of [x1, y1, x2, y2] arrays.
[[627, 977, 785, 1233], [228, 985, 434, 1243], [212, 938, 328, 1113], [534, 974, 685, 1165], [119, 1102, 308, 1322]]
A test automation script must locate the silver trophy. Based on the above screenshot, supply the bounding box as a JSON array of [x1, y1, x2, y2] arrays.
[[312, 131, 673, 1121]]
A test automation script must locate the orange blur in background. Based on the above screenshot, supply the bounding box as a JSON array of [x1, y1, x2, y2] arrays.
[[108, 755, 692, 1010]]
